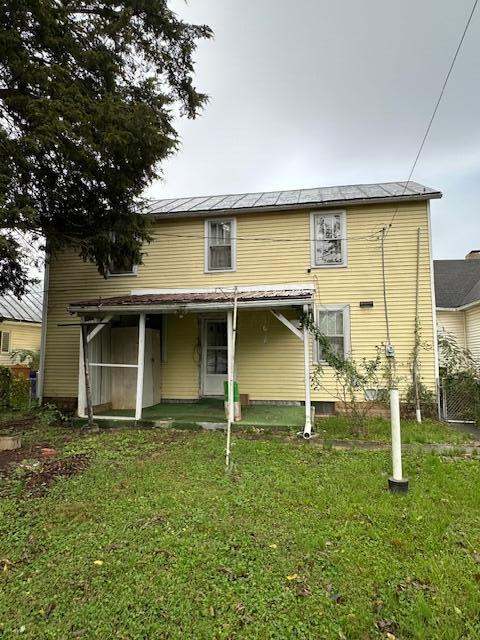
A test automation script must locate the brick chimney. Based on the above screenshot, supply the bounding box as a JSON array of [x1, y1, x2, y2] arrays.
[[465, 250, 480, 260]]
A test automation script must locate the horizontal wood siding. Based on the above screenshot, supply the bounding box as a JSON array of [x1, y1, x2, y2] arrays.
[[0, 321, 42, 367], [437, 310, 466, 348], [43, 201, 436, 401], [465, 305, 480, 363]]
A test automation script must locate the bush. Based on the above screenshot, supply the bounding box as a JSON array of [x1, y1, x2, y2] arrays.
[[402, 382, 438, 420], [9, 376, 31, 409], [0, 365, 13, 408]]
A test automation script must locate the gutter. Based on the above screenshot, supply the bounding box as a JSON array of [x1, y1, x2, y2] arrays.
[[436, 300, 480, 312], [146, 193, 442, 221], [68, 297, 315, 315]]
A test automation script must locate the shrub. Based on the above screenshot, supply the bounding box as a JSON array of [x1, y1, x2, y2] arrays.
[[402, 381, 437, 419], [0, 365, 12, 408], [9, 376, 31, 409]]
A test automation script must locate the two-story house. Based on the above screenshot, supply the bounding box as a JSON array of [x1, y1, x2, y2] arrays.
[[435, 251, 480, 364], [0, 286, 43, 369], [39, 181, 441, 433]]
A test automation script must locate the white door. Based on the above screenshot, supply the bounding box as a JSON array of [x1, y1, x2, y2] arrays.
[[202, 318, 228, 396]]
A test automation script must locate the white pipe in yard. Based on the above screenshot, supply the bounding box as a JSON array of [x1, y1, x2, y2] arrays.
[[388, 388, 408, 493], [302, 304, 312, 439], [390, 389, 402, 479]]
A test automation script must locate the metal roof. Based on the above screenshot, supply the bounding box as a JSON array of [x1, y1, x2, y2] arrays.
[[0, 285, 43, 323], [69, 287, 314, 312], [434, 260, 480, 308], [146, 181, 442, 218]]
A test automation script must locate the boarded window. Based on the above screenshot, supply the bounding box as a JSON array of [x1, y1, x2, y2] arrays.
[[312, 212, 345, 265]]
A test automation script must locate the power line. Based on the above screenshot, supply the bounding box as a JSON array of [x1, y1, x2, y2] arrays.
[[386, 0, 478, 236], [154, 230, 383, 243]]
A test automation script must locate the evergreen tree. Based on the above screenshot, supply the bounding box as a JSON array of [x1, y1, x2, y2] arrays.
[[0, 1, 212, 295]]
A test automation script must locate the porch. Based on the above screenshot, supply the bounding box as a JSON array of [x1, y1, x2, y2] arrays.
[[94, 397, 305, 428], [69, 285, 315, 436]]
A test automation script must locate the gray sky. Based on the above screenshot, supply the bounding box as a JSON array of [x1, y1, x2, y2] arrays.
[[147, 0, 480, 260]]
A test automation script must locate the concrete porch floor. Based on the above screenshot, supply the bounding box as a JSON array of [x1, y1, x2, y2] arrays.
[[97, 398, 305, 428]]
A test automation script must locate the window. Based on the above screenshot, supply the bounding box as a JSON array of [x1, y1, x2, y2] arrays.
[[205, 218, 236, 272], [315, 305, 350, 362], [311, 210, 346, 266], [108, 259, 137, 277], [0, 331, 10, 354], [107, 233, 137, 276]]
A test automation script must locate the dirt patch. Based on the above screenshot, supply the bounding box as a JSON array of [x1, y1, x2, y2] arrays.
[[0, 443, 46, 473], [23, 454, 90, 496]]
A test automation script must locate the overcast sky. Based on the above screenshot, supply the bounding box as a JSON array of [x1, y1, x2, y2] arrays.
[[147, 0, 480, 260]]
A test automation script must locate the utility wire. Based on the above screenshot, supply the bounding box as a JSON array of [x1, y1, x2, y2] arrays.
[[386, 0, 478, 236], [154, 230, 382, 243]]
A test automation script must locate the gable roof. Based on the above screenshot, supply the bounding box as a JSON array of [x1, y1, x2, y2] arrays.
[[147, 181, 441, 218], [434, 260, 480, 309], [0, 285, 43, 323]]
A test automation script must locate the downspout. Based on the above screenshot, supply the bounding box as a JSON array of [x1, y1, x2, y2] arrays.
[[427, 201, 441, 419], [302, 303, 313, 439], [37, 252, 50, 402]]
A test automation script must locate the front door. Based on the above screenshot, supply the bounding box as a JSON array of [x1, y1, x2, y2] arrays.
[[202, 318, 228, 396]]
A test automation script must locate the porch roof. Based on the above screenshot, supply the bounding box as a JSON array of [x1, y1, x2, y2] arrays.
[[69, 285, 315, 313]]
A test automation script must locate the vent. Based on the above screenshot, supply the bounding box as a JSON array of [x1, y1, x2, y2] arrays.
[[313, 401, 335, 415]]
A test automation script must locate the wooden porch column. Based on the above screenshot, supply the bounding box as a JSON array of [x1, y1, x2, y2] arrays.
[[135, 313, 146, 420], [78, 326, 86, 418]]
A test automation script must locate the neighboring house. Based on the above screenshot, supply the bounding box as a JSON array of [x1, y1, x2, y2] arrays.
[[435, 252, 480, 363], [0, 287, 43, 368], [40, 181, 441, 431]]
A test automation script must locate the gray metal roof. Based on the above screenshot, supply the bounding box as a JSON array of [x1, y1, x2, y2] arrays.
[[147, 181, 441, 217], [434, 260, 480, 308], [0, 285, 43, 323]]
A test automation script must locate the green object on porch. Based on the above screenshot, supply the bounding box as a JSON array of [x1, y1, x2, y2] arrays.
[[223, 381, 239, 402]]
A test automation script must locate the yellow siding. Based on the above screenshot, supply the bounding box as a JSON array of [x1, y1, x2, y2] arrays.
[[43, 201, 437, 403], [437, 310, 466, 348], [465, 305, 480, 363], [0, 321, 42, 367]]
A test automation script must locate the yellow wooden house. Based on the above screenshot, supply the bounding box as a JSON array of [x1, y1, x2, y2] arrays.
[[39, 181, 441, 432], [0, 287, 43, 369]]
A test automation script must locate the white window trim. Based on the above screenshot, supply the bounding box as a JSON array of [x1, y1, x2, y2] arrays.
[[313, 304, 351, 364], [310, 209, 347, 268], [0, 330, 11, 354], [204, 217, 237, 273]]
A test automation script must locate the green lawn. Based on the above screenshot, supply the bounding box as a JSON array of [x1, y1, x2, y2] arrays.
[[1, 426, 480, 639], [316, 416, 474, 445]]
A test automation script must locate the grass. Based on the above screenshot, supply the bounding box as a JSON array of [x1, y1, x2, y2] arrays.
[[1, 425, 480, 638], [315, 416, 475, 445]]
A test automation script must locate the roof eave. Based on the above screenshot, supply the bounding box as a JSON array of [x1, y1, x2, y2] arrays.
[[68, 296, 314, 315], [146, 193, 442, 220], [437, 299, 480, 312]]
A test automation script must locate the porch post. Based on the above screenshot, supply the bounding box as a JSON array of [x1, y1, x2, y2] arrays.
[[135, 313, 146, 420], [303, 304, 312, 438], [78, 327, 86, 418], [226, 310, 234, 468]]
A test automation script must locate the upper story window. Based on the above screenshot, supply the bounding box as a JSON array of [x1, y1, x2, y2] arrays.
[[0, 330, 11, 354], [310, 210, 347, 267], [205, 218, 236, 272], [107, 233, 138, 277], [315, 305, 350, 363]]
